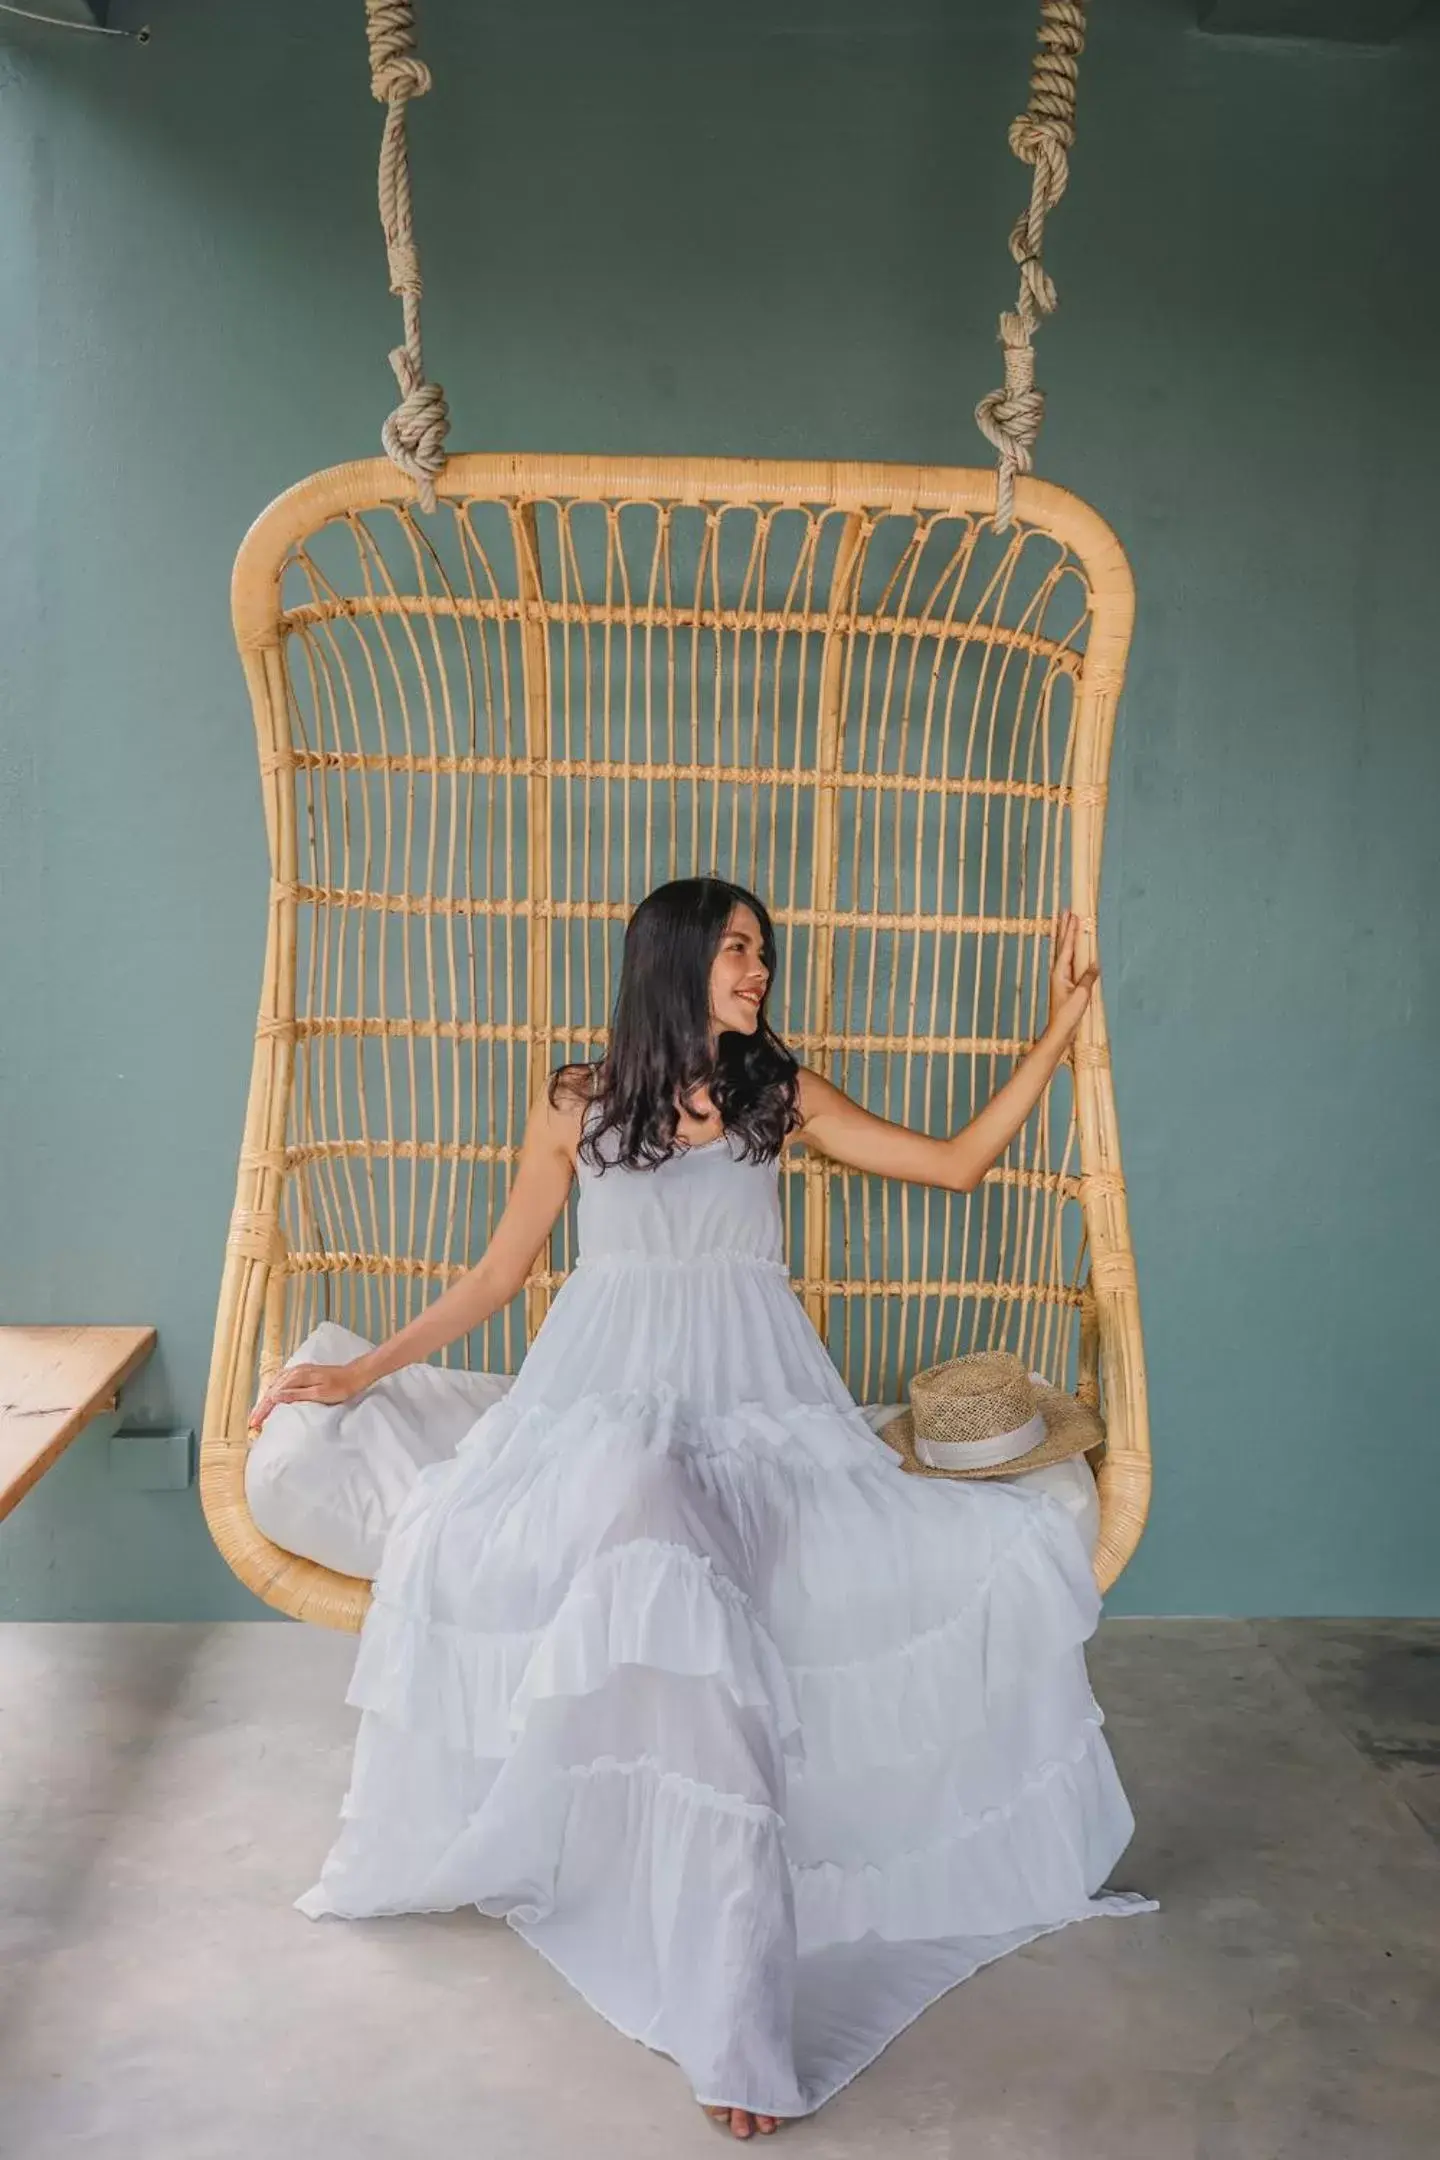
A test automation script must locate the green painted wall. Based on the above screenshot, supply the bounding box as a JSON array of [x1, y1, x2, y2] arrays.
[[2, 0, 1436, 1619]]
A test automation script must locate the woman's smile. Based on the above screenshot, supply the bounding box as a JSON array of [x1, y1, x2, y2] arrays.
[[710, 903, 770, 1032]]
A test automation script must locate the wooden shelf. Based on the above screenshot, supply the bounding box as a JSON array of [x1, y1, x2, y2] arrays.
[[0, 1326, 158, 1522]]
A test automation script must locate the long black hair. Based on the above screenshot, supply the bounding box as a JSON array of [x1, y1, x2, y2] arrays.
[[549, 876, 801, 1172]]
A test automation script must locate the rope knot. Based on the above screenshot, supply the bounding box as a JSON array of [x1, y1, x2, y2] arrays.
[[383, 347, 450, 511], [371, 54, 432, 104], [1008, 113, 1068, 172]]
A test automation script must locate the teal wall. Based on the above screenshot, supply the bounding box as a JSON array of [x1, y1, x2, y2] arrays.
[[2, 0, 1436, 1619]]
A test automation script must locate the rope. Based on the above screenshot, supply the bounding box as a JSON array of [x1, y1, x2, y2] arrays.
[[365, 0, 450, 510], [974, 0, 1089, 531]]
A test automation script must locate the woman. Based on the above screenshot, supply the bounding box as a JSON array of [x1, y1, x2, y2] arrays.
[[250, 876, 1151, 2137]]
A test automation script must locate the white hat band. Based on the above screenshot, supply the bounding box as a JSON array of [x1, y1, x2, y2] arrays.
[[913, 1406, 1048, 1472]]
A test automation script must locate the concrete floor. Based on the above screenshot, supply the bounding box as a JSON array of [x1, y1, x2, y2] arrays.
[[1, 1620, 1436, 2160]]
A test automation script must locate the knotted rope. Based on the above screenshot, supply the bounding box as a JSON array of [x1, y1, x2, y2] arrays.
[[365, 0, 450, 510], [974, 0, 1088, 531]]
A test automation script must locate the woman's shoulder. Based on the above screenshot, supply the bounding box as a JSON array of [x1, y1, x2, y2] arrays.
[[779, 1067, 850, 1157], [790, 1065, 840, 1120], [549, 1059, 605, 1107], [544, 1061, 606, 1154]]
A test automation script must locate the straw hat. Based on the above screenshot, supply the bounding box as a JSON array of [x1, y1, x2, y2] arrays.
[[879, 1349, 1105, 1480]]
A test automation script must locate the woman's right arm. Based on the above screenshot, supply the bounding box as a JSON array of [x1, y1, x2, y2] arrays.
[[247, 1077, 582, 1429]]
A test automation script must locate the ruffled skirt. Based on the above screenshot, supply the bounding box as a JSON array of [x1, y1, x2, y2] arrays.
[[296, 1261, 1154, 2118]]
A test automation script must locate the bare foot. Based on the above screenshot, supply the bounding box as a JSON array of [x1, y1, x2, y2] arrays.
[[702, 2103, 782, 2136]]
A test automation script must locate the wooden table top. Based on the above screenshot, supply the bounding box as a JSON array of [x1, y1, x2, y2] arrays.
[[0, 1325, 158, 1522]]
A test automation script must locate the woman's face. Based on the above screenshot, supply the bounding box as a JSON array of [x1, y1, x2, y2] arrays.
[[708, 904, 770, 1037]]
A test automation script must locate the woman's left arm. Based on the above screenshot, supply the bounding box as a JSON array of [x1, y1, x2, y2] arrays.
[[791, 910, 1099, 1192]]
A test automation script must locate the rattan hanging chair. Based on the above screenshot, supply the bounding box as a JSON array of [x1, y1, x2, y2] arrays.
[[201, 4, 1150, 1632]]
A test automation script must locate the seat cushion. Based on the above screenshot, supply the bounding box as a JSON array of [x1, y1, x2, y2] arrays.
[[244, 1323, 515, 1581]]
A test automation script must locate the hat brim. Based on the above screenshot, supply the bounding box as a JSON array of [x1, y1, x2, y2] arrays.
[[878, 1379, 1106, 1480]]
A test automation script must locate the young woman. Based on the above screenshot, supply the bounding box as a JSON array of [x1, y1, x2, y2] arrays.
[[250, 876, 1150, 2137]]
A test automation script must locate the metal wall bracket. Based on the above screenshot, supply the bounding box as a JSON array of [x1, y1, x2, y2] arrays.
[[107, 1427, 196, 1492]]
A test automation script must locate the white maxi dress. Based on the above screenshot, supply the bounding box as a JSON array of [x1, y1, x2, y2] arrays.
[[297, 1109, 1154, 2118]]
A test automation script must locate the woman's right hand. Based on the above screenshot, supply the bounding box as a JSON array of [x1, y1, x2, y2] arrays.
[[1045, 908, 1100, 1045], [247, 1358, 374, 1435]]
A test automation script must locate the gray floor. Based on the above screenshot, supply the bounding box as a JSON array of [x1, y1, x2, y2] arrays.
[[1, 1620, 1436, 2160]]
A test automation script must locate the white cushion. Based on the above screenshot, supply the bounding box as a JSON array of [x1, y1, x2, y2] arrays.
[[244, 1323, 514, 1580], [246, 1327, 1099, 1581]]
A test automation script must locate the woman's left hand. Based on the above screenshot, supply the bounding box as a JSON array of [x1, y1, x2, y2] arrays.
[[247, 1358, 372, 1434], [1046, 909, 1100, 1043]]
